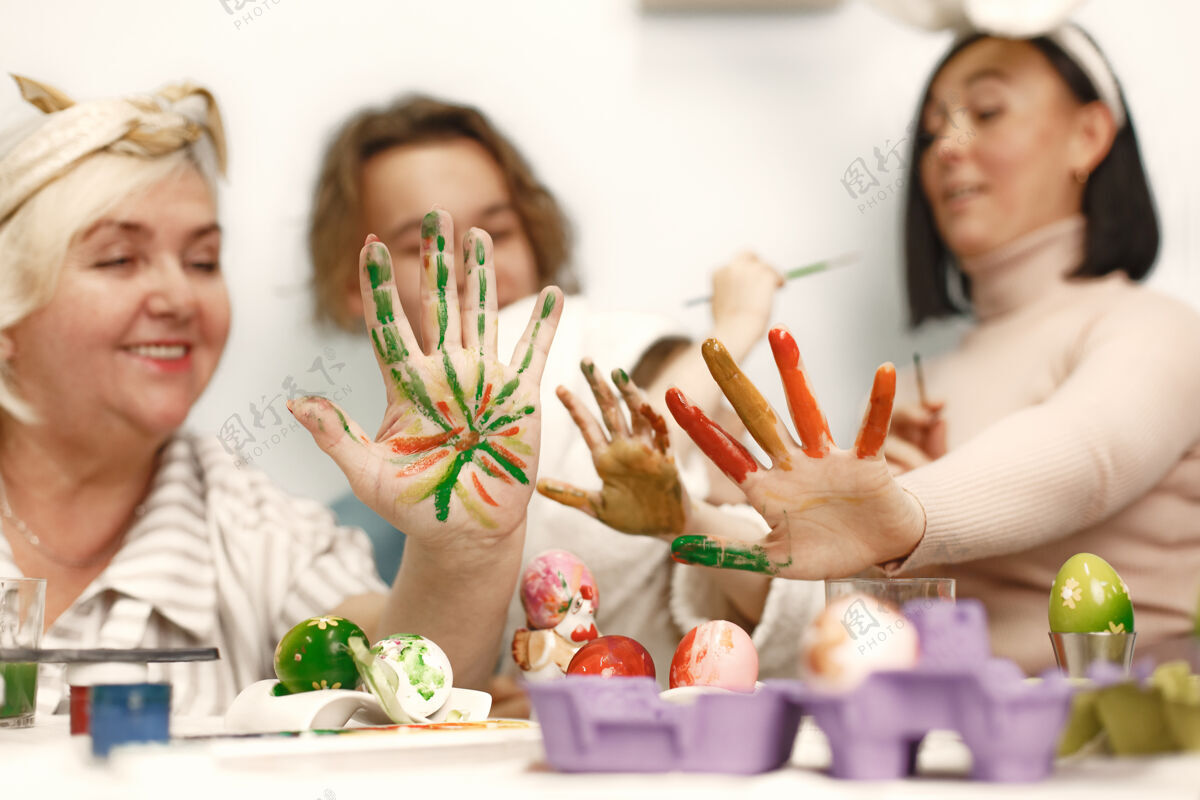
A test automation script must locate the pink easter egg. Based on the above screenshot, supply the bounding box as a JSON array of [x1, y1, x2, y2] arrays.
[[669, 620, 758, 691], [520, 549, 599, 629]]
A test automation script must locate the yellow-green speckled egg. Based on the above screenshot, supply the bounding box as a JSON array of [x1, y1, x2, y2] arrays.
[[1049, 553, 1134, 634]]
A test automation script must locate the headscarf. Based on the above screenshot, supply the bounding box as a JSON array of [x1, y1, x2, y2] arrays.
[[0, 74, 227, 225]]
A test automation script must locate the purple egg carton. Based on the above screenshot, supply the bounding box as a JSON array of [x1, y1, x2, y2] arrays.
[[529, 601, 1075, 781], [781, 599, 1075, 782], [526, 677, 803, 774]]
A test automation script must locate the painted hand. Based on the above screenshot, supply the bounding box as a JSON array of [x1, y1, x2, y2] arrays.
[[666, 327, 925, 579], [536, 360, 689, 538], [710, 251, 783, 357], [290, 209, 564, 549], [884, 400, 947, 474]]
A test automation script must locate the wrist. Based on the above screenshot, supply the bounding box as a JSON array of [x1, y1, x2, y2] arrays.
[[879, 487, 926, 572], [403, 517, 527, 576]]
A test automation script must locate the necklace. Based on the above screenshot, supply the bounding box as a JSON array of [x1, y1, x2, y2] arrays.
[[0, 475, 140, 570]]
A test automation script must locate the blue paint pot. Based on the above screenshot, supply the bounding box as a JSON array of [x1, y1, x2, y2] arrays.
[[89, 683, 171, 757]]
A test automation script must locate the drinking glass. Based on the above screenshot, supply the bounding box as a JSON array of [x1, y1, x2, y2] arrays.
[[825, 577, 955, 612], [0, 577, 46, 728]]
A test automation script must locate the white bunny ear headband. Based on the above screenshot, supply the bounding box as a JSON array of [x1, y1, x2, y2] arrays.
[[867, 0, 1126, 128]]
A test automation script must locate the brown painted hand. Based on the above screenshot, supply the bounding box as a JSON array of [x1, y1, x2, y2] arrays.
[[537, 360, 688, 538]]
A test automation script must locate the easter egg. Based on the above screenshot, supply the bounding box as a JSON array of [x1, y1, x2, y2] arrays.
[[566, 635, 656, 678], [800, 593, 919, 691], [1049, 553, 1134, 634], [273, 615, 367, 693], [520, 550, 599, 630], [365, 634, 454, 720], [669, 620, 758, 691]]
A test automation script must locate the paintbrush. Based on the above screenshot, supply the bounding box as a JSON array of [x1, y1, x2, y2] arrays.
[[683, 251, 858, 307], [0, 646, 220, 663], [913, 352, 929, 408], [913, 351, 944, 421]]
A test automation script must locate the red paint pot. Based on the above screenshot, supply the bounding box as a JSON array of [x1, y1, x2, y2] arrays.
[[64, 662, 149, 735]]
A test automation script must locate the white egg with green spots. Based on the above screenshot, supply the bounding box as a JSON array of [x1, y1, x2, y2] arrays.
[[1049, 553, 1134, 634], [349, 634, 452, 722]]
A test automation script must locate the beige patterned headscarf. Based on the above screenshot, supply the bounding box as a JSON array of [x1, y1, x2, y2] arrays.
[[0, 75, 227, 224]]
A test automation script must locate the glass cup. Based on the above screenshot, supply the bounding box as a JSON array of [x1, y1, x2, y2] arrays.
[[825, 577, 956, 613], [0, 577, 46, 728]]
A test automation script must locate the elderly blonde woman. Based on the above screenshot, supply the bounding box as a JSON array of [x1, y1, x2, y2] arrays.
[[0, 76, 563, 714]]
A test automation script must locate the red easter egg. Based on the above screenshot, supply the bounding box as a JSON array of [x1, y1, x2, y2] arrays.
[[566, 635, 656, 678]]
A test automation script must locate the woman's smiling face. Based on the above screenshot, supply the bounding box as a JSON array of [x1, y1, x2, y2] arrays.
[[919, 37, 1111, 260], [5, 167, 230, 439]]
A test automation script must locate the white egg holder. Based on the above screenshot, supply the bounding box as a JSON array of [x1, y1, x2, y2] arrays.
[[225, 679, 492, 734], [658, 681, 766, 705]]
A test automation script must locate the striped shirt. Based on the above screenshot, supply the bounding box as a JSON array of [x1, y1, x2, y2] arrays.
[[0, 433, 387, 716]]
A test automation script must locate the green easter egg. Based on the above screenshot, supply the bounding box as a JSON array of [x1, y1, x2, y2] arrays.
[[274, 615, 368, 693], [1049, 553, 1134, 634]]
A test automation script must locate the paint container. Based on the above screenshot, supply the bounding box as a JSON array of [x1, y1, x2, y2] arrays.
[[65, 662, 149, 735], [89, 683, 171, 757]]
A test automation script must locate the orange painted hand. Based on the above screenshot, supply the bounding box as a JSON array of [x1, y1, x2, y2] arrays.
[[536, 360, 689, 538], [289, 209, 563, 553], [666, 326, 925, 579]]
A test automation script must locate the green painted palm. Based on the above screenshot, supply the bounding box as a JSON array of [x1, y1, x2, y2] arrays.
[[291, 209, 563, 547]]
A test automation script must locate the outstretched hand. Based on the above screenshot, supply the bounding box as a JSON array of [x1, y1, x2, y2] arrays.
[[666, 327, 925, 579], [290, 209, 564, 554], [536, 360, 688, 538]]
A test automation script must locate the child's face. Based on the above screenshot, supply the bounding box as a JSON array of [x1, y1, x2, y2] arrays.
[[351, 138, 539, 345]]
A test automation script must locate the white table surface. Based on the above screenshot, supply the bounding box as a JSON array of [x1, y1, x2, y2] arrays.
[[3, 713, 1200, 799]]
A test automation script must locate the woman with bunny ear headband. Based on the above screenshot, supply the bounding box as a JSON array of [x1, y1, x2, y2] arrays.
[[0, 75, 565, 714], [666, 7, 1200, 673]]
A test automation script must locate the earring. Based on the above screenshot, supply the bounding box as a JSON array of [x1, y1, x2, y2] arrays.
[[1073, 169, 1089, 185]]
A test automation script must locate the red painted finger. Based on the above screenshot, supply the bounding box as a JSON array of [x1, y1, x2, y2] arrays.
[[854, 363, 896, 458], [768, 327, 833, 457], [665, 388, 759, 484]]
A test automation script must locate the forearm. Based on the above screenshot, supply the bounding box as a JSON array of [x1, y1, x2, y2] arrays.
[[676, 500, 772, 625], [375, 520, 526, 690]]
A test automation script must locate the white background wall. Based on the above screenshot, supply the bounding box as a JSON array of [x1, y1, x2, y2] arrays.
[[1, 0, 1195, 503]]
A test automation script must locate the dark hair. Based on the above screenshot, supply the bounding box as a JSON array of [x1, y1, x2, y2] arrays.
[[309, 94, 577, 331], [904, 31, 1159, 326]]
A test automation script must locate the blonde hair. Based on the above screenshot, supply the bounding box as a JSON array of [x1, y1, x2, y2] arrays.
[[0, 148, 216, 423], [308, 94, 578, 331]]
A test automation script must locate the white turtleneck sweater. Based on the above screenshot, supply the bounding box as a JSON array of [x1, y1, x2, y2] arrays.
[[883, 215, 1200, 672]]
